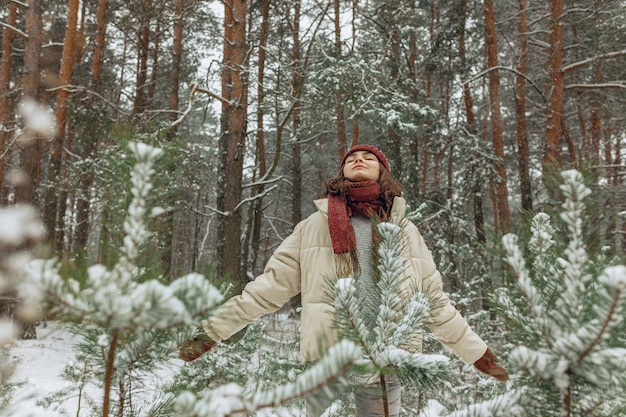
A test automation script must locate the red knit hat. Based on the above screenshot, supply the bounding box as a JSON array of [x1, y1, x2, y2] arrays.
[[340, 144, 390, 173]]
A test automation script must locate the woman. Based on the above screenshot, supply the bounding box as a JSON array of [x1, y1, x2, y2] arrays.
[[179, 144, 508, 415]]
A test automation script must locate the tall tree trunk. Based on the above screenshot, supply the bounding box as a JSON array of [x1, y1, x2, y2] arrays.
[[386, 26, 403, 175], [75, 0, 86, 62], [291, 0, 303, 225], [133, 0, 151, 117], [0, 1, 18, 203], [287, 0, 304, 316], [575, 97, 588, 162], [74, 0, 108, 255], [333, 0, 347, 158], [427, 1, 441, 192], [45, 0, 80, 254], [147, 16, 162, 112], [15, 0, 42, 203], [90, 0, 108, 91], [458, 0, 484, 242], [216, 0, 248, 291], [610, 129, 620, 188], [406, 1, 420, 204], [246, 0, 270, 275], [515, 0, 533, 213], [114, 39, 128, 116], [168, 0, 184, 132], [484, 0, 510, 234], [419, 1, 436, 199], [16, 0, 43, 207], [544, 0, 565, 173], [588, 64, 603, 180], [159, 0, 186, 280], [14, 0, 43, 340], [589, 99, 601, 165]]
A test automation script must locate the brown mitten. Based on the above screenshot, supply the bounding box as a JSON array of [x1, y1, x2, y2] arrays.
[[178, 328, 216, 362], [473, 347, 509, 381]]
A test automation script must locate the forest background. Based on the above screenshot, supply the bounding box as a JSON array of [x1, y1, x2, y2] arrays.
[[0, 0, 625, 416]]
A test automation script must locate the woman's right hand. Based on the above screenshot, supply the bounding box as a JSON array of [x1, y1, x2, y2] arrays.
[[178, 328, 216, 362]]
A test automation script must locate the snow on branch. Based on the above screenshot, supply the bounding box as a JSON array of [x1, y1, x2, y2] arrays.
[[25, 142, 224, 331], [496, 169, 626, 415], [331, 218, 450, 392], [0, 21, 26, 39], [562, 49, 626, 73], [501, 233, 547, 337], [174, 340, 361, 417], [0, 204, 45, 330], [418, 388, 529, 417], [565, 82, 626, 90]]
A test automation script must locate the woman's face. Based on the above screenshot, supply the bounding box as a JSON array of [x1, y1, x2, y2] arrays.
[[342, 151, 381, 182]]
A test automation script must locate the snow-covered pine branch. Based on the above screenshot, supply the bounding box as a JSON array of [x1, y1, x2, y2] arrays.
[[332, 219, 450, 391], [21, 141, 229, 416], [174, 340, 361, 417], [332, 277, 372, 359], [113, 141, 163, 281], [417, 388, 530, 417], [0, 204, 45, 337], [26, 142, 224, 330], [501, 234, 546, 339], [495, 169, 626, 416]]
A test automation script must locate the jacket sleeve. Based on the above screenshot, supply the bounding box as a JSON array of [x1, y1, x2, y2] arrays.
[[407, 223, 488, 363], [202, 224, 302, 342]]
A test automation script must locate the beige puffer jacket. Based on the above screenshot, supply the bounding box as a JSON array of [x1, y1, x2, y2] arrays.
[[203, 196, 488, 363]]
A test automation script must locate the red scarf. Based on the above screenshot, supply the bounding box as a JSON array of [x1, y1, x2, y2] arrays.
[[328, 180, 383, 254]]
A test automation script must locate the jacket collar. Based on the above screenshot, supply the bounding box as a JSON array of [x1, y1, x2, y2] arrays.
[[314, 198, 329, 215]]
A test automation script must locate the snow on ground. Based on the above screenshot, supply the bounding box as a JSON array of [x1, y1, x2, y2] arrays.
[[3, 314, 300, 417], [4, 321, 190, 417], [4, 321, 90, 417]]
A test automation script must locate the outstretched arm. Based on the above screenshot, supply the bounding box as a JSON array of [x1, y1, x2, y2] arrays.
[[179, 224, 304, 362]]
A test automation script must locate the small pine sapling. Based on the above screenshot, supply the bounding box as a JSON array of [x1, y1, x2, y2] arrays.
[[331, 217, 529, 417], [331, 220, 451, 416], [493, 170, 626, 417], [25, 142, 225, 417]]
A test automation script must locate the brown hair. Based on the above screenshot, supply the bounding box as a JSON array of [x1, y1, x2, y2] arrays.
[[324, 166, 403, 214]]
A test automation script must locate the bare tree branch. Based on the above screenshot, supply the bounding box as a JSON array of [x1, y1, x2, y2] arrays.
[[201, 184, 281, 218], [565, 83, 626, 90], [170, 83, 199, 128], [562, 49, 626, 73], [46, 84, 130, 116], [463, 65, 546, 101], [0, 22, 26, 39], [193, 84, 232, 106]]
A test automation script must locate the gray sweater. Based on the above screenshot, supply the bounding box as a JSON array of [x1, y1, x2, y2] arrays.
[[352, 216, 380, 320]]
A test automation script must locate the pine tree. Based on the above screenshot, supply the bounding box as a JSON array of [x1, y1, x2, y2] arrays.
[[330, 221, 451, 409], [493, 170, 626, 417], [333, 218, 529, 417], [25, 142, 225, 416]]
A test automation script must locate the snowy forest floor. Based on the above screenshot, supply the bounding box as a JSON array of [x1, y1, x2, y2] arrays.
[[3, 314, 304, 417], [5, 320, 122, 417]]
